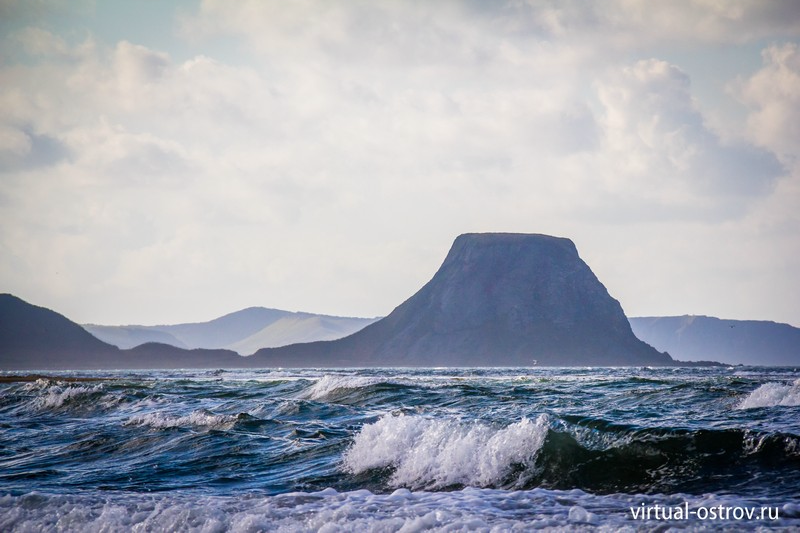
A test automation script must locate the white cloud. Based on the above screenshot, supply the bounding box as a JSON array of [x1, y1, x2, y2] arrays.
[[181, 1, 800, 66], [506, 0, 800, 45], [113, 41, 170, 104], [591, 58, 782, 218], [735, 42, 800, 163], [13, 26, 70, 56], [181, 0, 487, 68], [0, 2, 799, 326], [0, 125, 31, 158]]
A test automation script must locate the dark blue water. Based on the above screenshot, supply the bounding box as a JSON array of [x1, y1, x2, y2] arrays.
[[1, 367, 799, 530]]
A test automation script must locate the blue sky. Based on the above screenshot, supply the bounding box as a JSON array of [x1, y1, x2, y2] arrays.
[[1, 1, 800, 326]]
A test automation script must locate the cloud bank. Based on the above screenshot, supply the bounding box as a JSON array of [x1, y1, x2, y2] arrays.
[[0, 1, 798, 326]]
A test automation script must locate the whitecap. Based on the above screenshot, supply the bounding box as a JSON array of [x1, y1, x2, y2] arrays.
[[737, 379, 800, 409], [343, 413, 549, 489], [21, 378, 53, 391], [124, 410, 237, 430], [34, 384, 106, 410]]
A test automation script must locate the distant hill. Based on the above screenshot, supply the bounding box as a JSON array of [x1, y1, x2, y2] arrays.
[[0, 294, 246, 370], [252, 233, 675, 367], [228, 314, 381, 355], [0, 293, 120, 369], [629, 316, 800, 366], [81, 325, 188, 350], [83, 308, 379, 354]]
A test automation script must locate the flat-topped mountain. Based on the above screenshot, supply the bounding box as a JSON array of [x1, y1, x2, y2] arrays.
[[84, 308, 378, 355], [252, 233, 674, 366], [630, 315, 800, 366]]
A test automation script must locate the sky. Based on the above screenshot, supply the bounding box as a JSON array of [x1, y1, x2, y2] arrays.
[[1, 0, 799, 327]]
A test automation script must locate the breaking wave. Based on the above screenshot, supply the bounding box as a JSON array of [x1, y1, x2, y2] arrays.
[[27, 383, 117, 412], [738, 379, 800, 409], [343, 414, 549, 489], [342, 411, 800, 494]]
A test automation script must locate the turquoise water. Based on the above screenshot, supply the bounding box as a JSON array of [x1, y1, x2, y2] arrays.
[[1, 366, 799, 530]]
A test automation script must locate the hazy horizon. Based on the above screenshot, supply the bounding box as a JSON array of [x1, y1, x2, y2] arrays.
[[45, 296, 800, 330], [2, 1, 799, 327]]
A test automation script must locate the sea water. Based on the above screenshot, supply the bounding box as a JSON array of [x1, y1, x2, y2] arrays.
[[1, 366, 799, 531]]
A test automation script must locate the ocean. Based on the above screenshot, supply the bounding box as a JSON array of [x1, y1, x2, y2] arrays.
[[1, 366, 799, 531]]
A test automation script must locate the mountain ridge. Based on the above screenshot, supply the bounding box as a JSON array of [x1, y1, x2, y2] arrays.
[[83, 307, 379, 354], [629, 315, 800, 365]]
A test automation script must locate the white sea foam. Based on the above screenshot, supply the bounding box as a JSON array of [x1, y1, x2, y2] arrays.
[[343, 413, 549, 489], [1, 488, 794, 532], [568, 505, 598, 524], [124, 410, 237, 430], [737, 379, 800, 409]]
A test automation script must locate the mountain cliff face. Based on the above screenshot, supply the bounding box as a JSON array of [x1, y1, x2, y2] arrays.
[[253, 233, 673, 366], [630, 315, 800, 365]]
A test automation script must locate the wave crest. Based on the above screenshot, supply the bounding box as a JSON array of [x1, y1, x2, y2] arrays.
[[343, 414, 549, 489], [301, 375, 401, 401], [34, 384, 107, 410], [738, 379, 800, 409], [124, 410, 237, 430]]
